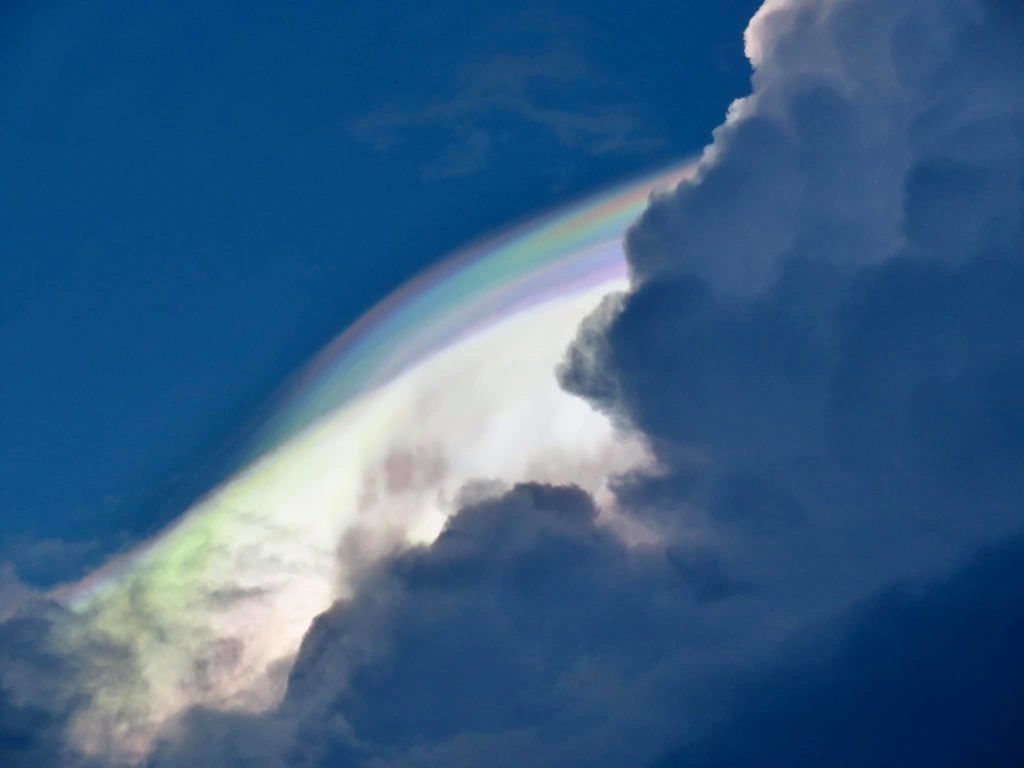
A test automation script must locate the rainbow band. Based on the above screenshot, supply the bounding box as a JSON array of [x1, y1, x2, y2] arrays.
[[250, 161, 694, 460], [50, 161, 694, 762], [59, 161, 693, 611]]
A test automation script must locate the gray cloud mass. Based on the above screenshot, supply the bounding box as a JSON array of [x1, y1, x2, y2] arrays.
[[3, 0, 1024, 765]]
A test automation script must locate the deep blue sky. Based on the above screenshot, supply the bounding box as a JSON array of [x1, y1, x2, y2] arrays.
[[0, 0, 761, 583]]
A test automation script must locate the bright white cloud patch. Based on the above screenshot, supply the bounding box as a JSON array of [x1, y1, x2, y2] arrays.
[[61, 283, 651, 762], [633, 0, 1023, 298]]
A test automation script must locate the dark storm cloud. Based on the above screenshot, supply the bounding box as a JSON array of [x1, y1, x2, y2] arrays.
[[654, 534, 1024, 768], [560, 0, 1024, 575], [152, 0, 1024, 765], [0, 565, 34, 621], [5, 0, 1023, 765], [0, 597, 118, 768], [554, 0, 1024, 762], [151, 483, 755, 767], [0, 569, 79, 765]]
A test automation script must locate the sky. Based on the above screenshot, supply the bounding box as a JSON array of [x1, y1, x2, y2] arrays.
[[3, 0, 1024, 766], [0, 0, 759, 584]]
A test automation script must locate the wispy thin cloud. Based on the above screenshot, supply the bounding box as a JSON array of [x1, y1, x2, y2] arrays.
[[349, 46, 661, 178]]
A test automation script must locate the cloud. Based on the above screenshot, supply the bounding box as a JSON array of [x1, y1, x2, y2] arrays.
[[0, 595, 128, 768], [561, 0, 1024, 571], [0, 565, 35, 622], [4, 0, 1024, 765], [616, 0, 1024, 297], [553, 0, 1024, 760], [654, 533, 1024, 767], [349, 41, 659, 178], [0, 571, 86, 765], [149, 483, 753, 767]]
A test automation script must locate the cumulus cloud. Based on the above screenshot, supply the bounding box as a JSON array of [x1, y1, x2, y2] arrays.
[[619, 0, 1023, 296], [654, 534, 1024, 767], [0, 595, 131, 768], [149, 483, 754, 767], [4, 0, 1024, 765], [555, 0, 1024, 761], [561, 0, 1024, 578]]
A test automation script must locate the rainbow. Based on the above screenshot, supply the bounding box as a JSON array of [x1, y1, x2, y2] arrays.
[[251, 160, 695, 458], [53, 160, 694, 761]]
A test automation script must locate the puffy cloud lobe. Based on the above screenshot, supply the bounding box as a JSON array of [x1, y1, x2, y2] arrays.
[[0, 612, 71, 766], [624, 0, 1024, 296], [0, 598, 118, 768], [151, 483, 753, 767], [563, 0, 1024, 567], [654, 534, 1024, 768], [556, 0, 1024, 762]]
